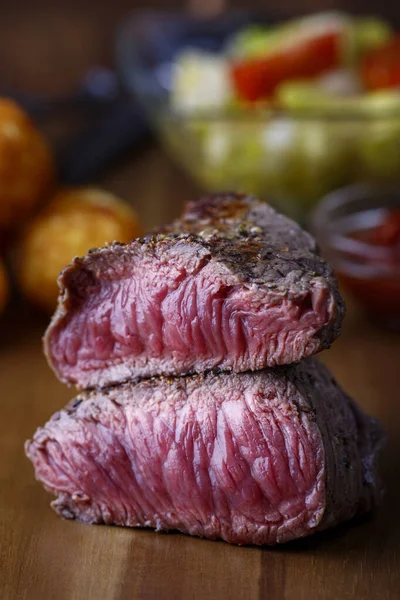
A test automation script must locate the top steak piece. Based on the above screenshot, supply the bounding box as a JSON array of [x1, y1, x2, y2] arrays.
[[44, 193, 345, 389], [25, 359, 383, 546]]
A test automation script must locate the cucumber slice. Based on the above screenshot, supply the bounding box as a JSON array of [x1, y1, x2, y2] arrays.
[[354, 17, 393, 55]]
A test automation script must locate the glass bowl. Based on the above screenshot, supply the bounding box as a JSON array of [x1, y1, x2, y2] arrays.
[[116, 11, 400, 221], [310, 184, 400, 330]]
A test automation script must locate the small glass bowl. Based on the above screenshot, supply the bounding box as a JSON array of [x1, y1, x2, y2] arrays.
[[310, 184, 400, 330]]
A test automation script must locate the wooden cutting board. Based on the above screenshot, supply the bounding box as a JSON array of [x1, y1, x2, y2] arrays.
[[1, 147, 399, 600]]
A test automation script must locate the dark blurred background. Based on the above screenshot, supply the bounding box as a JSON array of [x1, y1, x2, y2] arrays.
[[1, 0, 399, 96]]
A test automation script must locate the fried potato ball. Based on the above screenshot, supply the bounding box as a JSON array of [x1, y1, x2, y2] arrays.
[[0, 259, 9, 315], [0, 98, 55, 231], [17, 187, 142, 312]]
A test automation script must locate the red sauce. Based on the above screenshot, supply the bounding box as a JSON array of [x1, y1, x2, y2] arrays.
[[336, 208, 400, 321], [352, 209, 400, 249]]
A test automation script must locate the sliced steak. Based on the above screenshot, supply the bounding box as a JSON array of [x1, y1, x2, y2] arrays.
[[25, 359, 383, 546], [44, 193, 345, 390]]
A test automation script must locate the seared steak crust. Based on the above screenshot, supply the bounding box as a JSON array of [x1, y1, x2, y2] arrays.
[[44, 194, 345, 390]]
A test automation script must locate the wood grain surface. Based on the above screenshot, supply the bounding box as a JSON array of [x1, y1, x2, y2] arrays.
[[1, 182, 400, 600], [1, 2, 400, 599]]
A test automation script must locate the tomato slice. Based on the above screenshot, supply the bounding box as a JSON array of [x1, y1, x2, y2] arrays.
[[231, 32, 341, 102], [361, 36, 400, 91]]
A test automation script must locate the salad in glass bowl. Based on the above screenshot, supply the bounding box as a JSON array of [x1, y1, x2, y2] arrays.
[[118, 11, 400, 219]]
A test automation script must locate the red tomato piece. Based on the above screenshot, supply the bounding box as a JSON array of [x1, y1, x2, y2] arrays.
[[231, 32, 341, 102], [361, 36, 400, 91]]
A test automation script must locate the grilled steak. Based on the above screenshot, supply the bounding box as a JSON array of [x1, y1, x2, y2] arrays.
[[25, 359, 383, 546], [44, 194, 345, 390]]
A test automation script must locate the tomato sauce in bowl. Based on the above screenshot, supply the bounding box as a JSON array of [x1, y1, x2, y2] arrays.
[[311, 186, 400, 329]]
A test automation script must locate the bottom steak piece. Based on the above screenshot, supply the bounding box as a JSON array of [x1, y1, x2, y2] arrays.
[[25, 360, 384, 546]]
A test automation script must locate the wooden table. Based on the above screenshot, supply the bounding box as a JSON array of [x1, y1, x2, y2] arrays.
[[1, 2, 400, 598], [1, 150, 400, 600]]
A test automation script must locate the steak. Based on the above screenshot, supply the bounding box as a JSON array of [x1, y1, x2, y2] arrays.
[[25, 359, 383, 546], [44, 194, 345, 390]]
